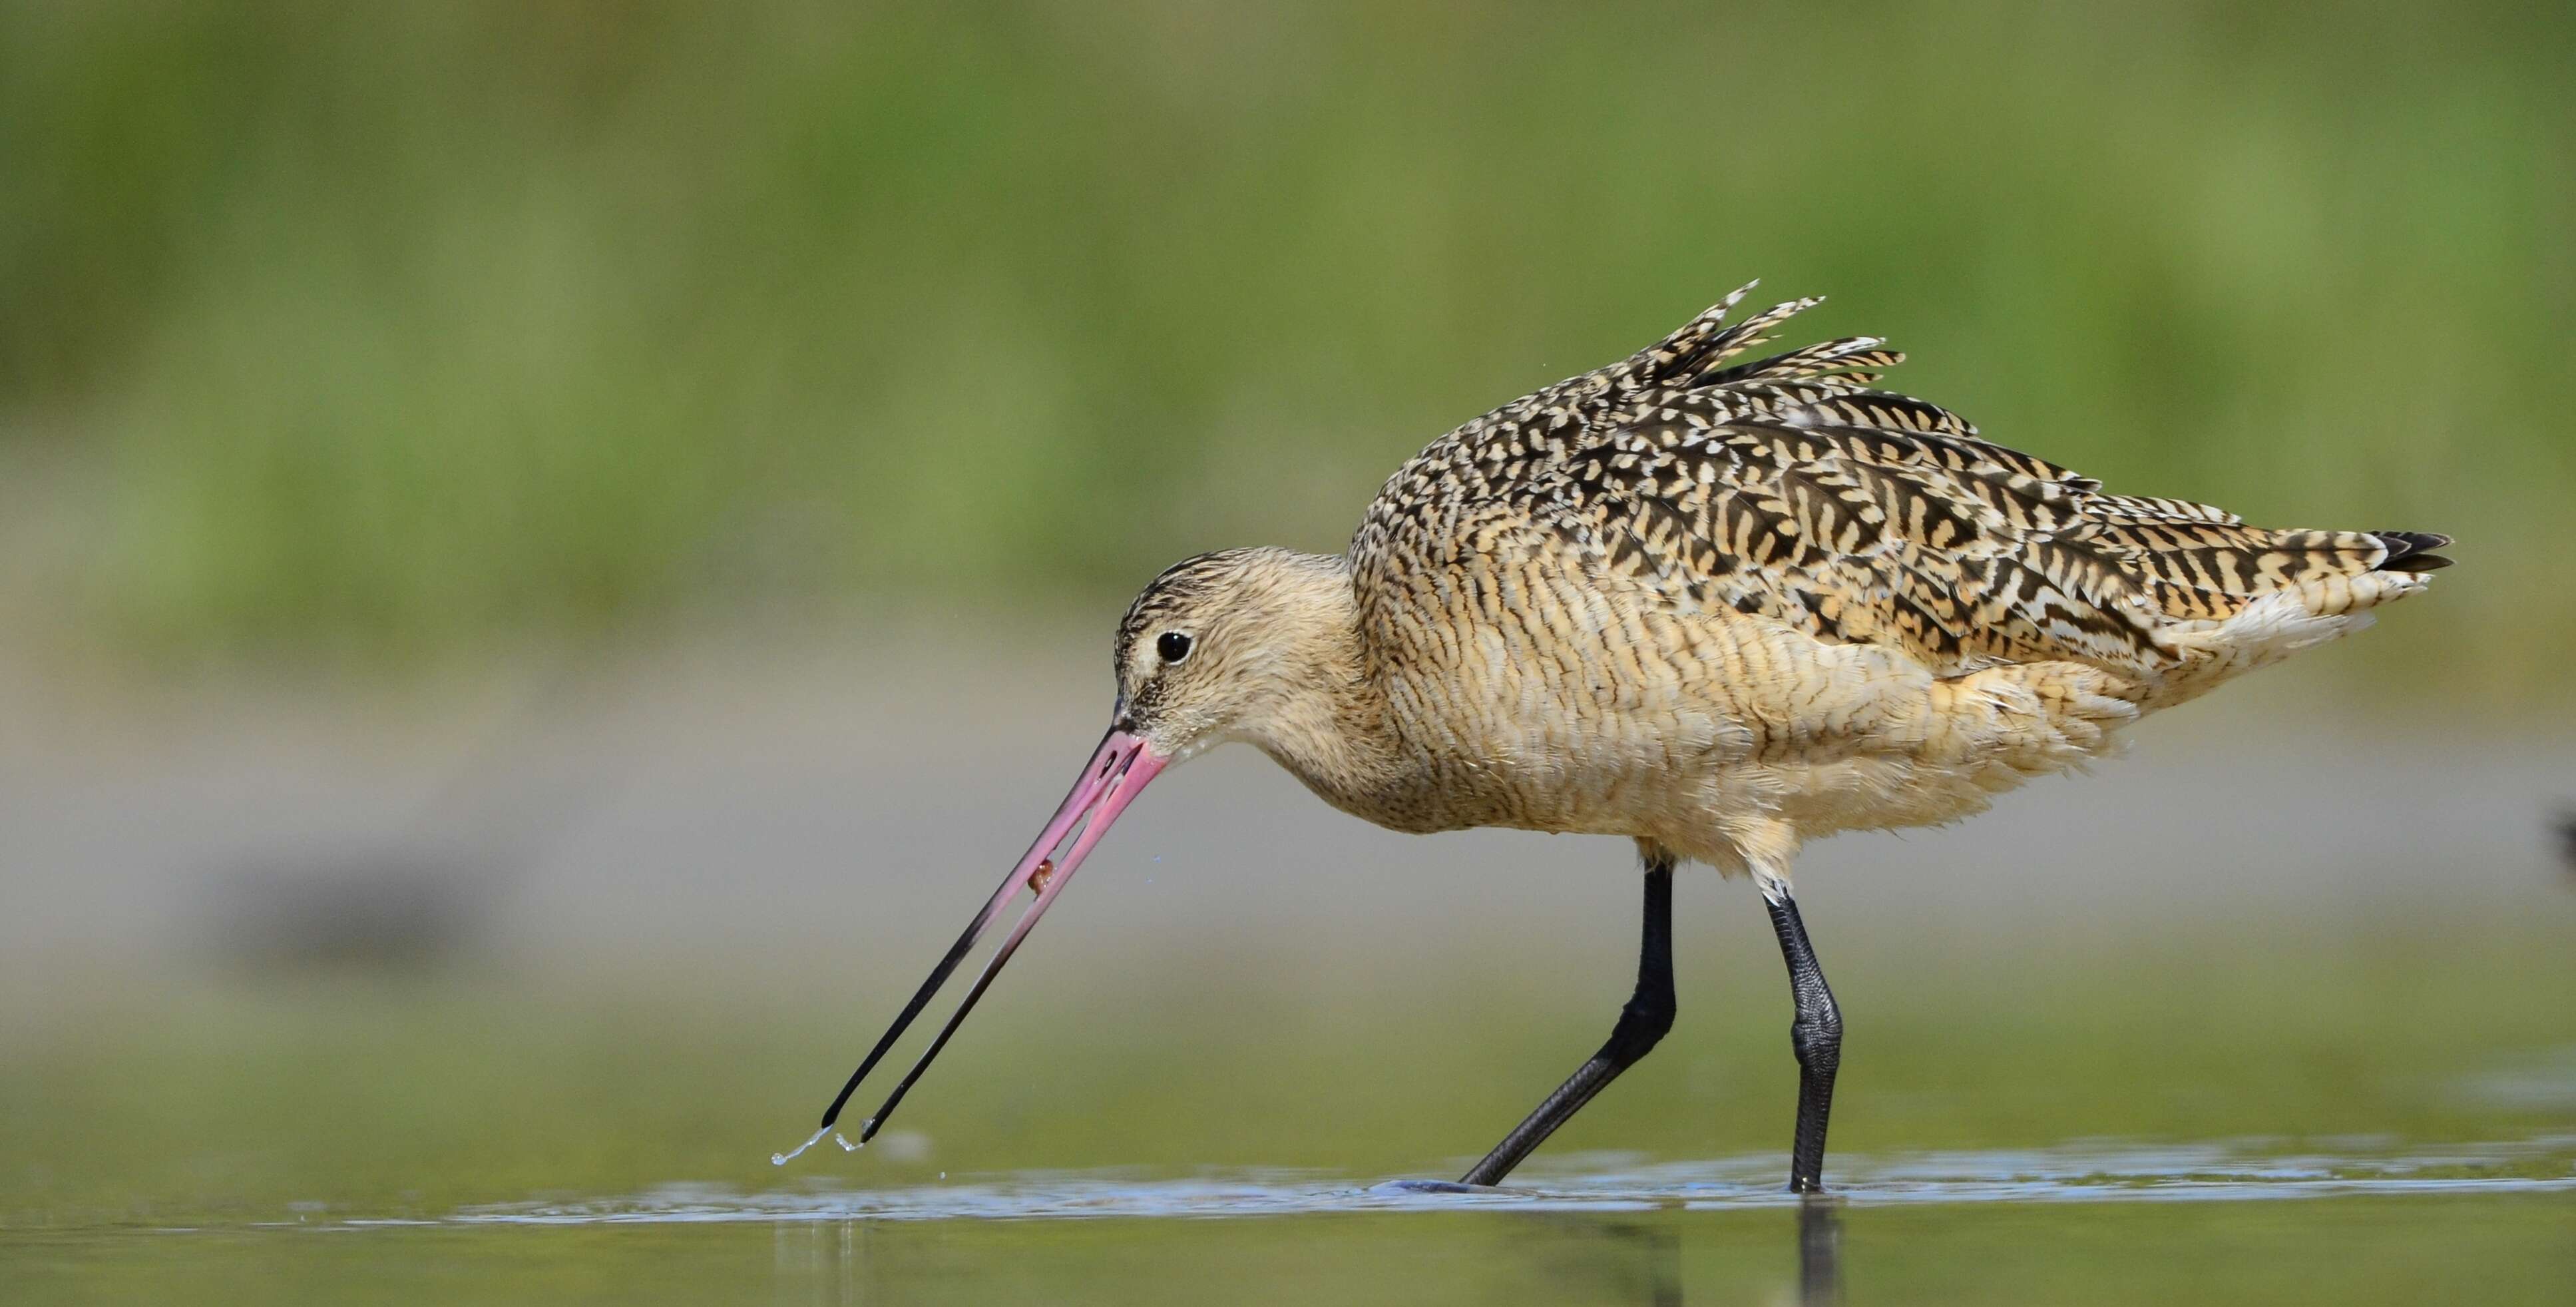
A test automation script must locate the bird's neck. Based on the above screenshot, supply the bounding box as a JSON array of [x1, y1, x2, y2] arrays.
[[1233, 557, 1419, 821]]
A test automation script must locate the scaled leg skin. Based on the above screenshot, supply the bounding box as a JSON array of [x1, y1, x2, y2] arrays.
[[1764, 887, 1842, 1193], [1459, 850, 1677, 1186]]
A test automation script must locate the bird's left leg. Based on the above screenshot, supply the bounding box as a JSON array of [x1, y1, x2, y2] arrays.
[[1763, 875, 1842, 1193], [1457, 848, 1677, 1186]]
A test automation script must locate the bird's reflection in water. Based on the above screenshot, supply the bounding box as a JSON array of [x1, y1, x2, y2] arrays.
[[776, 1196, 1849, 1305], [1799, 1196, 1845, 1305], [1582, 1219, 1682, 1306], [1611, 1198, 1842, 1306], [1560, 1200, 1842, 1306]]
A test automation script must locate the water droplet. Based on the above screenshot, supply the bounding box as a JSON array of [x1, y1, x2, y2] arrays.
[[772, 1124, 835, 1166]]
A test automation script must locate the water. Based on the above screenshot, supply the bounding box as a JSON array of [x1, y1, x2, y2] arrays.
[[771, 1126, 863, 1167], [11, 1141, 2572, 1305], [470, 1136, 2576, 1224], [11, 949, 2576, 1303]]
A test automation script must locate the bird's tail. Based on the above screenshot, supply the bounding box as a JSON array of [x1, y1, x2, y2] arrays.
[[2364, 530, 2456, 573], [2142, 528, 2452, 707]]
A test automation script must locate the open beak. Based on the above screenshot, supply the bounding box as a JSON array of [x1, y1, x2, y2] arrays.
[[782, 727, 1168, 1161]]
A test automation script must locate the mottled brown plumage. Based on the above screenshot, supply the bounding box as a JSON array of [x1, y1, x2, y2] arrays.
[[1114, 284, 2450, 884]]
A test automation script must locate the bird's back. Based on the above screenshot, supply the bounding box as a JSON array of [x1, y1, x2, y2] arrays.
[[1345, 287, 2448, 864]]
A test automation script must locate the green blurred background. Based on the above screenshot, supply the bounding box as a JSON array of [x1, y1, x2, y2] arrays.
[[2, 0, 2569, 684], [3, 3, 2572, 1303]]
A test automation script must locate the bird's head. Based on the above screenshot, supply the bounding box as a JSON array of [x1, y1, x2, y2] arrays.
[[790, 547, 1360, 1153], [1110, 546, 1357, 764]]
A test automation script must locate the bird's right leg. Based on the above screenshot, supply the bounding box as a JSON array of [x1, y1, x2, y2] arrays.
[[1458, 848, 1676, 1186], [1762, 879, 1842, 1194]]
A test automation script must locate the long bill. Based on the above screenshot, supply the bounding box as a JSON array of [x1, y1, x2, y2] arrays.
[[804, 726, 1168, 1147]]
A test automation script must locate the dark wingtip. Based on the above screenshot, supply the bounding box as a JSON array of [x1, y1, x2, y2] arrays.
[[2369, 531, 2455, 572]]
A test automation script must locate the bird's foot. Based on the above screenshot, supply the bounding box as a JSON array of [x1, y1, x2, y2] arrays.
[[1370, 1178, 1494, 1196]]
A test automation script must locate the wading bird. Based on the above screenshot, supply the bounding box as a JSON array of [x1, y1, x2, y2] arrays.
[[787, 285, 2450, 1191]]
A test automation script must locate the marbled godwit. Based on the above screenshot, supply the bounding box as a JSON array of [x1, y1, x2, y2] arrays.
[[789, 284, 2452, 1190]]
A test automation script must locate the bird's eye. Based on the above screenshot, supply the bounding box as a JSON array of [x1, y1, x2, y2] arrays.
[[1156, 631, 1194, 664]]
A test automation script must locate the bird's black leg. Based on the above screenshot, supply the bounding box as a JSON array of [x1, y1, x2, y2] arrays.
[[1764, 885, 1842, 1193], [1460, 851, 1676, 1186]]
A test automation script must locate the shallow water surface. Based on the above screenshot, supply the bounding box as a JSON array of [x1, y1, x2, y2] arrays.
[[455, 1135, 2576, 1222], [12, 1140, 2573, 1304]]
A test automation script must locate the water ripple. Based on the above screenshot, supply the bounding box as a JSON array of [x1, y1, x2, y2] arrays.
[[421, 1135, 2576, 1226]]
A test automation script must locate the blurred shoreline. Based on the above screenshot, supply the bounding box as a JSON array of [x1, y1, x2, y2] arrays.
[[5, 619, 2569, 1005]]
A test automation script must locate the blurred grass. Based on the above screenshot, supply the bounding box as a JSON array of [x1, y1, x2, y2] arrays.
[[1, 1, 2569, 687]]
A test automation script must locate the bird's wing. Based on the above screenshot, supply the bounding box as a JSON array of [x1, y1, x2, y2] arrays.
[[1356, 286, 2434, 679]]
